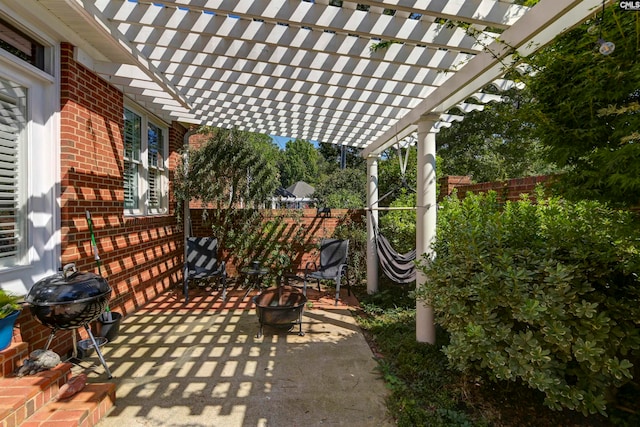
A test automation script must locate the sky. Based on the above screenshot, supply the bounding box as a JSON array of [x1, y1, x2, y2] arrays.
[[270, 135, 293, 150], [270, 135, 319, 150]]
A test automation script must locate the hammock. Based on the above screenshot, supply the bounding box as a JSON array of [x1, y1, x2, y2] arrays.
[[372, 140, 417, 284], [375, 228, 416, 284]]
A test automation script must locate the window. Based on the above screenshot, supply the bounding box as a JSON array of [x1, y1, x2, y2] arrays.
[[0, 18, 45, 71], [0, 13, 58, 293], [0, 77, 26, 268], [123, 107, 168, 215]]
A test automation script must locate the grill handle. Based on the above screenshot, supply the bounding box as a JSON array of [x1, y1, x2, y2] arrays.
[[62, 263, 79, 279]]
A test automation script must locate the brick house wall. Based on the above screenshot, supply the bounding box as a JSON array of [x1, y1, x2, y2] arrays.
[[15, 44, 186, 356]]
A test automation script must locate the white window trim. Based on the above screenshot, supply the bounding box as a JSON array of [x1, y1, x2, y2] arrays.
[[0, 15, 59, 296], [124, 103, 169, 217]]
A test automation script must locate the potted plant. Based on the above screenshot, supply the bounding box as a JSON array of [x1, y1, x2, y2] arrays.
[[0, 290, 22, 351]]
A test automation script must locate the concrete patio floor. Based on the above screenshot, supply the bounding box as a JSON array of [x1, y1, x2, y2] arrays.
[[75, 284, 393, 427]]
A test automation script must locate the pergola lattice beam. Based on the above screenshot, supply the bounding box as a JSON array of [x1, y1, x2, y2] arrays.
[[42, 1, 603, 149], [68, 0, 191, 109], [363, 0, 606, 157], [322, 0, 529, 29]]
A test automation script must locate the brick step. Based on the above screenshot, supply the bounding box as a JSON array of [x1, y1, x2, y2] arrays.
[[0, 352, 116, 427], [0, 362, 72, 426], [0, 342, 29, 378], [20, 382, 115, 427]]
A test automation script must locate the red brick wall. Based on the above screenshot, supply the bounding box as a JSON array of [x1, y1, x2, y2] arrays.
[[15, 44, 186, 356], [439, 175, 552, 203]]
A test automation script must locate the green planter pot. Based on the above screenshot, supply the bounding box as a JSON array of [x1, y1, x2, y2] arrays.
[[0, 310, 20, 351]]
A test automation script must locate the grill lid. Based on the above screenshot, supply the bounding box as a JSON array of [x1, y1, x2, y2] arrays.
[[26, 263, 111, 306]]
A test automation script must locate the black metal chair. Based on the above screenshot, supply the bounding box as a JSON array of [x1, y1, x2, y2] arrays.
[[183, 237, 227, 302], [303, 238, 350, 305]]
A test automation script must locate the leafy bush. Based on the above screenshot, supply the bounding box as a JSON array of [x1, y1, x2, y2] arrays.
[[379, 190, 416, 255], [356, 283, 477, 427], [416, 191, 640, 415], [333, 212, 367, 285], [208, 209, 308, 286]]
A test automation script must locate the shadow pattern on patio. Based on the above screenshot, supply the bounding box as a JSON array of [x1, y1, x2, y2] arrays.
[[79, 284, 392, 427]]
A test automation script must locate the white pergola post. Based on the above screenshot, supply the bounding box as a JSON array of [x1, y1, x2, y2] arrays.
[[415, 115, 439, 344], [366, 156, 379, 294]]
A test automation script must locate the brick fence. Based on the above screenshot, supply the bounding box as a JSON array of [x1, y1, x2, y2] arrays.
[[189, 208, 364, 277], [439, 175, 552, 202]]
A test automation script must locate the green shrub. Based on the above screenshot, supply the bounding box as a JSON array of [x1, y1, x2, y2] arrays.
[[333, 213, 367, 285], [416, 191, 640, 416], [379, 190, 416, 255], [208, 209, 307, 286]]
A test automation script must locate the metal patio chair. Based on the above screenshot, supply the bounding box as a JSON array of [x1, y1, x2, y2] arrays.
[[183, 237, 227, 302], [303, 238, 350, 305]]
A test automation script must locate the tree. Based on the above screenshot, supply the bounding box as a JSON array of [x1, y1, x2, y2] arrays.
[[436, 88, 557, 183], [317, 142, 365, 171], [175, 127, 280, 210], [520, 5, 640, 207], [314, 168, 366, 208], [278, 139, 320, 187]]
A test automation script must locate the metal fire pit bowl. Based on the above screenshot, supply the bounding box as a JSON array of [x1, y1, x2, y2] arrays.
[[252, 285, 307, 338]]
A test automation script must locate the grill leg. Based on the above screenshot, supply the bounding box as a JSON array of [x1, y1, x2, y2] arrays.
[[43, 329, 57, 350], [84, 325, 113, 379], [297, 312, 305, 336]]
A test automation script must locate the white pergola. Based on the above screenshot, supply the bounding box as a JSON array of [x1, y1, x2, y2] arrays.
[[32, 0, 608, 342]]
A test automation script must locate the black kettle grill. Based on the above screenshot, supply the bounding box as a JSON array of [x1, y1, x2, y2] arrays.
[[25, 263, 113, 378]]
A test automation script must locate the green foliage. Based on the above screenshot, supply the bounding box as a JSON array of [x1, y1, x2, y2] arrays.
[[520, 6, 640, 206], [369, 40, 401, 53], [0, 290, 21, 319], [356, 284, 477, 427], [333, 213, 367, 285], [207, 209, 308, 286], [316, 142, 365, 171], [437, 89, 558, 183], [314, 167, 366, 209], [174, 127, 280, 211], [379, 191, 416, 254], [416, 191, 640, 415], [278, 139, 320, 187], [377, 146, 418, 255], [378, 145, 418, 206]]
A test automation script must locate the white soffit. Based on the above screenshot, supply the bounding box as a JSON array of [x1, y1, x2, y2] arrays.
[[34, 0, 604, 150]]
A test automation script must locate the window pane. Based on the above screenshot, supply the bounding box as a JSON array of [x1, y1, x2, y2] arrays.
[[0, 18, 45, 71], [124, 108, 167, 215], [0, 78, 26, 267], [124, 108, 141, 211], [123, 109, 141, 161], [124, 160, 138, 209], [148, 122, 163, 169], [148, 168, 159, 208]]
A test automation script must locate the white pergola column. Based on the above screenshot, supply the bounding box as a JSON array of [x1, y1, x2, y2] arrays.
[[366, 155, 379, 294], [415, 115, 439, 344]]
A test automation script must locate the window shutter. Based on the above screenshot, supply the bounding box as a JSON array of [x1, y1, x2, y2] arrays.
[[0, 91, 24, 265], [148, 168, 158, 208], [123, 109, 141, 161], [147, 123, 164, 210], [124, 161, 138, 209], [123, 109, 141, 210]]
